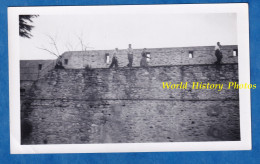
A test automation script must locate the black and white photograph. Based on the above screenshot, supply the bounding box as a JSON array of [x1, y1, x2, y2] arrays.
[[8, 4, 251, 153]]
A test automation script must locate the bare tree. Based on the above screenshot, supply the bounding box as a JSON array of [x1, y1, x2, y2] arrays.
[[37, 32, 93, 57], [37, 34, 60, 57], [75, 32, 93, 51], [46, 34, 60, 56], [37, 46, 59, 57], [65, 42, 74, 51]]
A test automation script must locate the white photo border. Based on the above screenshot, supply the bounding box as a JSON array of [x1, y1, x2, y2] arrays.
[[8, 3, 251, 154]]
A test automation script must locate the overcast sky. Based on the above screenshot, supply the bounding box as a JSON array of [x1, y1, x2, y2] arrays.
[[20, 13, 237, 60]]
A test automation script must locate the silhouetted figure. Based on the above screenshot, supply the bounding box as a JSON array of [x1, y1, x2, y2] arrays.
[[127, 44, 134, 67], [109, 48, 119, 68], [140, 48, 148, 67], [214, 42, 223, 65], [55, 56, 64, 69]]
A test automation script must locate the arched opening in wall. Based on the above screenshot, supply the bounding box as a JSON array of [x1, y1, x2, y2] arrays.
[[38, 64, 42, 70], [189, 51, 194, 58], [233, 49, 238, 56], [64, 59, 68, 65]]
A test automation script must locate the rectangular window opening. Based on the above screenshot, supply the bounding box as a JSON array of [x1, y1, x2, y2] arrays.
[[38, 64, 42, 70], [64, 59, 68, 65], [189, 51, 193, 58], [105, 53, 110, 64], [233, 49, 238, 56]]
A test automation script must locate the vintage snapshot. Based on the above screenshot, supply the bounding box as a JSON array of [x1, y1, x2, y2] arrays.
[[8, 4, 251, 154]]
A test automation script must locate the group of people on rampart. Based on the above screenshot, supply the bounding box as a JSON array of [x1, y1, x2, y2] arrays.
[[55, 42, 224, 69], [108, 42, 223, 68], [108, 44, 151, 68]]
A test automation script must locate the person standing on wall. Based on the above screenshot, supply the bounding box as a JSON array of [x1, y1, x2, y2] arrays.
[[127, 44, 134, 67], [140, 48, 148, 67], [214, 42, 223, 65], [109, 48, 119, 68], [146, 52, 151, 65]]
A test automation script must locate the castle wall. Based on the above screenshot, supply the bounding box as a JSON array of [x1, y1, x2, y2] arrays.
[[20, 60, 56, 81], [60, 45, 238, 69], [19, 45, 238, 83], [21, 64, 240, 144], [20, 60, 56, 93]]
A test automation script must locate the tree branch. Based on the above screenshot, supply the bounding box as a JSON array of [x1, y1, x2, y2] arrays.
[[45, 34, 60, 56], [75, 33, 89, 51], [37, 46, 59, 57]]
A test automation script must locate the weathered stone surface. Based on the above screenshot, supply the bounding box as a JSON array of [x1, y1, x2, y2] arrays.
[[21, 99, 240, 144], [22, 64, 238, 101], [21, 64, 240, 144]]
